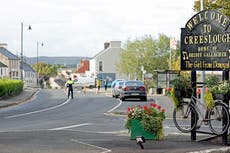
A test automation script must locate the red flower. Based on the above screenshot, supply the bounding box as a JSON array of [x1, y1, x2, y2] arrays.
[[197, 88, 201, 94], [166, 87, 172, 91], [161, 108, 165, 113], [157, 105, 161, 110], [150, 103, 157, 108], [143, 105, 148, 110], [127, 108, 131, 112]]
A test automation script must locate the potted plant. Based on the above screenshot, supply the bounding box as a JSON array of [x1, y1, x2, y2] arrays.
[[204, 76, 220, 109], [209, 81, 230, 101], [125, 103, 165, 140], [170, 75, 192, 107]]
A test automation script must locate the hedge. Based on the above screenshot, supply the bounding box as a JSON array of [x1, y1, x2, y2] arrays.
[[0, 79, 24, 98]]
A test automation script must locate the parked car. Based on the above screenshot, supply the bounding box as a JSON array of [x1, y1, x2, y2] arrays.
[[112, 81, 125, 98], [119, 80, 147, 101], [111, 79, 125, 88]]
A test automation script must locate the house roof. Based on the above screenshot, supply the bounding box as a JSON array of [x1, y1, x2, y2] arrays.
[[23, 62, 35, 72], [92, 41, 121, 59], [0, 62, 7, 67], [0, 47, 19, 60]]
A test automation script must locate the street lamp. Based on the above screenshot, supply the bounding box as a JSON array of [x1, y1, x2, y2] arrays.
[[36, 41, 44, 86], [20, 22, 32, 81]]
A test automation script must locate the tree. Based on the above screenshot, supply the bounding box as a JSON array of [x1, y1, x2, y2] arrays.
[[118, 34, 170, 81], [193, 0, 230, 17], [33, 62, 57, 79]]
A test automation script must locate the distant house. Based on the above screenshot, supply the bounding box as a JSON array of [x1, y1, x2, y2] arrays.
[[89, 41, 127, 85], [75, 59, 90, 74], [0, 62, 8, 78], [0, 43, 20, 79], [23, 62, 36, 87], [0, 43, 36, 86]]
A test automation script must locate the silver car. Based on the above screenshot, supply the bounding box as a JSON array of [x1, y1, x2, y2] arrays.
[[112, 81, 125, 98]]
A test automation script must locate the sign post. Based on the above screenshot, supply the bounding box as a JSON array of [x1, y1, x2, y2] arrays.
[[180, 10, 230, 144]]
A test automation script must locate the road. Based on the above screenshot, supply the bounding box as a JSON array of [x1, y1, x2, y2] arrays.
[[0, 89, 226, 153], [0, 89, 134, 153]]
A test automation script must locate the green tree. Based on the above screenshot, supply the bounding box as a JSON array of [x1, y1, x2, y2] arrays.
[[118, 34, 170, 80], [33, 62, 57, 78], [193, 0, 230, 17]]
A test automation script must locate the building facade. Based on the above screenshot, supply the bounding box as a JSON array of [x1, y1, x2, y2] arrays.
[[0, 62, 8, 78], [23, 62, 36, 87], [0, 44, 20, 79], [89, 41, 127, 84], [0, 43, 36, 86]]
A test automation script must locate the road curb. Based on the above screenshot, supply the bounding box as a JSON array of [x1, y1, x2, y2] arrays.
[[0, 89, 39, 109], [187, 147, 230, 153]]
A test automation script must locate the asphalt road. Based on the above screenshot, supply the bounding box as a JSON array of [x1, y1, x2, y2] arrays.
[[0, 89, 228, 153]]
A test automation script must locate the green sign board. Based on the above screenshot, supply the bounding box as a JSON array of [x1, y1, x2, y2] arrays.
[[181, 10, 230, 70]]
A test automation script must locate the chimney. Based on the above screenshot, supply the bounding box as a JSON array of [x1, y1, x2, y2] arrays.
[[0, 43, 7, 48], [104, 42, 110, 49]]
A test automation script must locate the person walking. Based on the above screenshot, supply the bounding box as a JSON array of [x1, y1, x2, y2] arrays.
[[65, 78, 74, 99], [96, 79, 101, 94], [104, 79, 108, 92]]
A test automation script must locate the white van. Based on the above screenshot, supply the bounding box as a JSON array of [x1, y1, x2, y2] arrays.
[[73, 76, 95, 89]]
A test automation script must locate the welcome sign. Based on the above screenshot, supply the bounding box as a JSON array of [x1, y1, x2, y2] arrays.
[[181, 10, 230, 70]]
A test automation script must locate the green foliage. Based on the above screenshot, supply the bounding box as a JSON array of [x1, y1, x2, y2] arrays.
[[118, 34, 171, 80], [204, 91, 215, 109], [209, 81, 230, 94], [170, 75, 192, 107], [33, 62, 57, 78], [125, 103, 165, 140], [194, 0, 230, 17], [205, 76, 220, 88], [171, 51, 180, 70], [0, 79, 23, 98], [170, 88, 183, 108], [170, 75, 191, 91]]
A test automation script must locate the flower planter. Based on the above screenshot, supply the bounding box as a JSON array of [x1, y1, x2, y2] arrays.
[[213, 93, 229, 101], [130, 119, 157, 140], [174, 89, 192, 98]]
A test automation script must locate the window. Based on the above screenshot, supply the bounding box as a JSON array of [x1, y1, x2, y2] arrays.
[[99, 61, 103, 72]]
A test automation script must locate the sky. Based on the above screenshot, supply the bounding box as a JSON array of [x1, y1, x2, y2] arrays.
[[0, 0, 196, 58]]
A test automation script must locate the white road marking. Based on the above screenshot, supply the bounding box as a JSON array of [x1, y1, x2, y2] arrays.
[[71, 139, 112, 153], [48, 123, 92, 131], [107, 100, 122, 112], [5, 98, 71, 119]]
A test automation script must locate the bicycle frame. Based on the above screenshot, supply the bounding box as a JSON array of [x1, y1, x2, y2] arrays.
[[189, 95, 207, 121]]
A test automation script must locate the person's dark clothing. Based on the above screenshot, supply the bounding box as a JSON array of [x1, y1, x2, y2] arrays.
[[66, 79, 74, 99], [104, 79, 108, 91]]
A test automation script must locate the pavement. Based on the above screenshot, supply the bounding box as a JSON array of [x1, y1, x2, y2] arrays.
[[1, 88, 230, 153], [0, 87, 39, 108]]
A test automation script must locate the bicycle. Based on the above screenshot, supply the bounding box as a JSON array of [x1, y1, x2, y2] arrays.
[[173, 87, 230, 135]]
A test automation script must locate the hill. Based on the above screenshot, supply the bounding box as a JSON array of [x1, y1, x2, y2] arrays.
[[25, 56, 91, 68]]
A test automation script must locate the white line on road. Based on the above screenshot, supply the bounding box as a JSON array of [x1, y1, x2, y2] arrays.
[[71, 139, 112, 153], [5, 98, 71, 119], [48, 123, 92, 131], [107, 100, 122, 112]]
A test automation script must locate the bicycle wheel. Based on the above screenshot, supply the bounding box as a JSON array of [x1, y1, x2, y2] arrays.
[[208, 102, 230, 135], [173, 102, 197, 133]]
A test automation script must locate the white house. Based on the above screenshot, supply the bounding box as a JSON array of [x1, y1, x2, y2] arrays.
[[0, 62, 8, 78], [89, 41, 128, 85], [23, 62, 36, 87]]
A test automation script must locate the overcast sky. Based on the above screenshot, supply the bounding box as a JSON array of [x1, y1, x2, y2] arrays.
[[0, 0, 195, 58]]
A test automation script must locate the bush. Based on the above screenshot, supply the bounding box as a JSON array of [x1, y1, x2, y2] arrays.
[[0, 79, 24, 98]]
